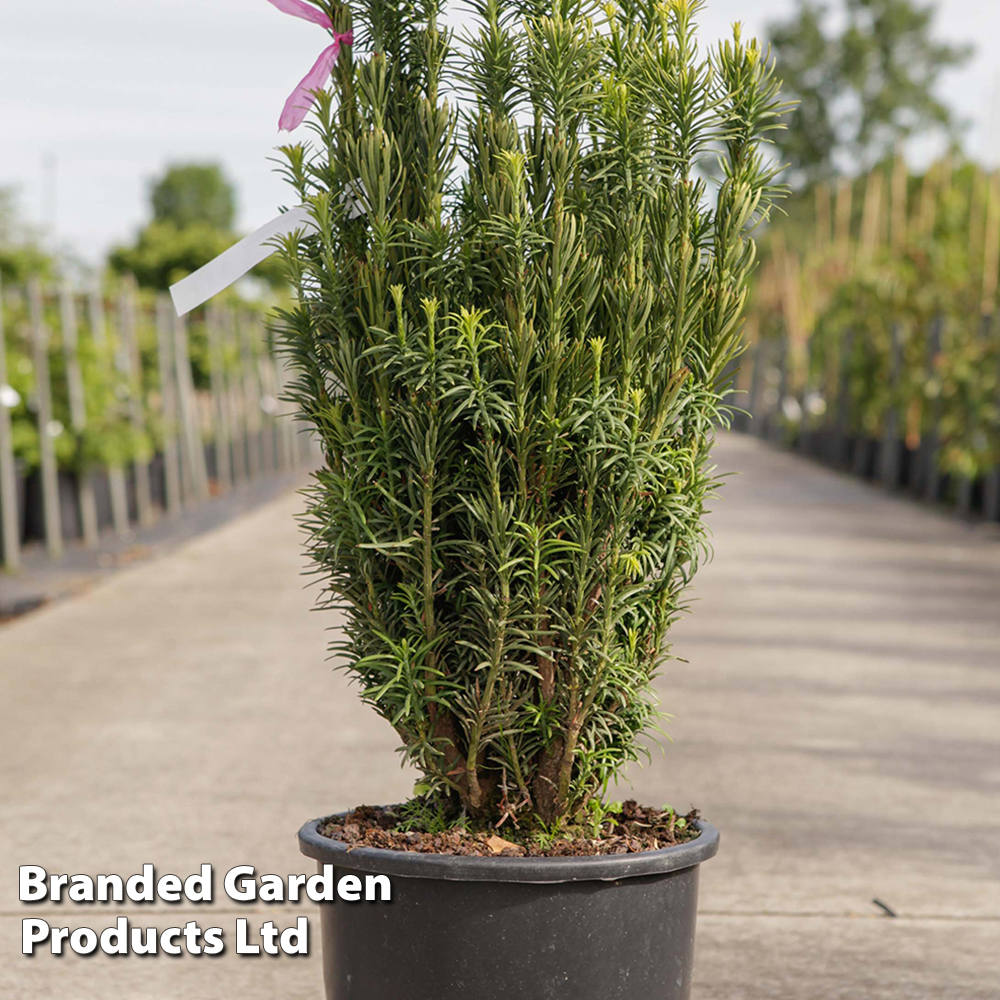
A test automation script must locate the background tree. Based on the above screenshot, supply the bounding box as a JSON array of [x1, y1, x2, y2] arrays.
[[150, 163, 236, 231], [110, 163, 284, 291], [768, 0, 971, 183], [0, 188, 52, 282], [109, 219, 239, 290]]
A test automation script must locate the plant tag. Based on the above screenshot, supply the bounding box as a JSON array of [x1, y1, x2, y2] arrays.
[[341, 178, 367, 220], [168, 206, 317, 317], [169, 179, 368, 317]]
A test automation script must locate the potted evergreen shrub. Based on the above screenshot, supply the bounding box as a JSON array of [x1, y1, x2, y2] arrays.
[[274, 0, 785, 995]]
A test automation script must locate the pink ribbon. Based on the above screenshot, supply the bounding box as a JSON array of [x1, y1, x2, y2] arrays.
[[268, 0, 353, 131]]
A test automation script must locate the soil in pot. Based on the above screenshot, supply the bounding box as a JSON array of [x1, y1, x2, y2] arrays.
[[318, 799, 701, 858]]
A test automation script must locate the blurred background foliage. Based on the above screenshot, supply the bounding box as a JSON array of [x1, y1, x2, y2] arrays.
[[108, 163, 286, 292], [747, 157, 1000, 481], [2, 275, 275, 475], [2, 0, 998, 504], [0, 188, 53, 284], [768, 0, 971, 183], [2, 163, 285, 478], [744, 0, 1000, 493]]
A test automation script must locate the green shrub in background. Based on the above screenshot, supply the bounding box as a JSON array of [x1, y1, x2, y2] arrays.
[[276, 0, 786, 830], [749, 158, 1000, 483], [2, 282, 148, 474], [0, 188, 53, 285], [1, 280, 276, 476], [109, 164, 287, 293]]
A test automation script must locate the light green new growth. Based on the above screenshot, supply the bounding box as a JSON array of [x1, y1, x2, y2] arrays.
[[275, 0, 787, 829]]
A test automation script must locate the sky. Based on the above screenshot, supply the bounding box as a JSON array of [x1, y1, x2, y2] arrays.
[[1, 0, 997, 267]]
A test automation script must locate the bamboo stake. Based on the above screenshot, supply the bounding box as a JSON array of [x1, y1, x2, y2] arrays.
[[922, 317, 944, 503], [107, 469, 130, 539], [254, 318, 271, 476], [59, 288, 87, 445], [87, 290, 107, 350], [239, 312, 263, 481], [834, 178, 853, 261], [252, 317, 278, 473], [814, 181, 831, 255], [0, 275, 21, 571], [879, 322, 903, 489], [274, 352, 297, 471], [890, 157, 908, 250], [91, 287, 131, 539], [262, 352, 286, 471], [28, 280, 62, 559], [172, 311, 210, 503], [981, 170, 1000, 315], [155, 296, 182, 516], [206, 306, 232, 490], [859, 169, 884, 262], [59, 285, 99, 547], [916, 162, 938, 238], [969, 168, 988, 282], [225, 309, 248, 484], [119, 277, 153, 526], [173, 316, 195, 504], [880, 177, 891, 249], [937, 156, 955, 222]]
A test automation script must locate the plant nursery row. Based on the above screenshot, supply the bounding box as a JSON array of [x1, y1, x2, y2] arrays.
[[737, 157, 1000, 521], [0, 276, 309, 570]]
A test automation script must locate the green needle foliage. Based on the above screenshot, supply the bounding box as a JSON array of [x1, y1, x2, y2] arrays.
[[275, 0, 787, 830]]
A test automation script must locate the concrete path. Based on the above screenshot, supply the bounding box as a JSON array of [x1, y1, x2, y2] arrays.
[[1, 434, 997, 999], [1, 469, 308, 622]]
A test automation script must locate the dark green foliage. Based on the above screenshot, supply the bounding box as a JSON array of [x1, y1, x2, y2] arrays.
[[275, 0, 786, 829], [768, 0, 971, 183]]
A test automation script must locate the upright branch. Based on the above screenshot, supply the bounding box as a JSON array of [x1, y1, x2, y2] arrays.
[[275, 0, 787, 831]]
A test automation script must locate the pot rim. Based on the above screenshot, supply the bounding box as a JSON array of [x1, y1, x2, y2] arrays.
[[298, 812, 719, 884]]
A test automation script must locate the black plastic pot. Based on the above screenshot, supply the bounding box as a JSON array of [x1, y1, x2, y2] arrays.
[[298, 813, 719, 1000]]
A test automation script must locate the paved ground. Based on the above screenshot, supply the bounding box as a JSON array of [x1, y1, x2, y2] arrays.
[[0, 468, 309, 621], [1, 433, 997, 999]]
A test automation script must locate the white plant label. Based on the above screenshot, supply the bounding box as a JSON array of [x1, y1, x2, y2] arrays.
[[169, 207, 317, 317], [168, 182, 368, 317], [341, 179, 367, 220]]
